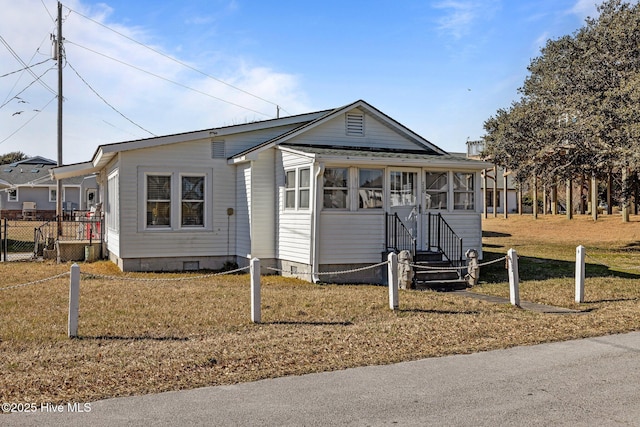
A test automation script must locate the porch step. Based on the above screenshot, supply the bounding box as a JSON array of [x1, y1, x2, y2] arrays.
[[413, 250, 467, 292]]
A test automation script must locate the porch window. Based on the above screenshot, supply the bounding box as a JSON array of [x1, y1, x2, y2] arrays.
[[285, 170, 296, 208], [359, 169, 383, 209], [181, 175, 205, 226], [323, 168, 348, 209], [285, 168, 311, 210], [8, 189, 17, 202], [299, 168, 310, 209], [147, 174, 171, 227], [425, 172, 448, 210], [453, 172, 475, 210], [390, 171, 416, 207]]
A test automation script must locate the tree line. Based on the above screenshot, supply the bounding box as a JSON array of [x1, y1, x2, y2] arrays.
[[482, 0, 640, 210]]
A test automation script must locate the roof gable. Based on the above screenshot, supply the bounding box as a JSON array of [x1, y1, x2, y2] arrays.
[[230, 100, 447, 162]]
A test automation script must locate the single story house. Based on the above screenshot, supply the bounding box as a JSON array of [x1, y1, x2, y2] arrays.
[[0, 156, 99, 220], [51, 100, 489, 283]]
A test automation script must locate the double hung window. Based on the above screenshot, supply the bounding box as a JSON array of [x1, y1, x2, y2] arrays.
[[285, 168, 311, 210], [145, 172, 206, 229]]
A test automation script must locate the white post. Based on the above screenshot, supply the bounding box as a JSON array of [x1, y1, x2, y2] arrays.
[[68, 263, 80, 338], [250, 258, 261, 323], [507, 248, 520, 306], [388, 252, 398, 310], [575, 245, 585, 303]]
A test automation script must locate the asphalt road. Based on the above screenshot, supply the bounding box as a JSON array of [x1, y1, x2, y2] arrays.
[[5, 331, 640, 426]]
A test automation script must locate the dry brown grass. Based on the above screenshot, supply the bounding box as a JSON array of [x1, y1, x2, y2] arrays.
[[1, 213, 640, 406]]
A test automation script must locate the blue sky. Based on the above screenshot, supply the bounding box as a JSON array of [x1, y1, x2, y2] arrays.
[[0, 0, 605, 164]]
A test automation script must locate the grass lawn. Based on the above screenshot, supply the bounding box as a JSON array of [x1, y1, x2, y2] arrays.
[[1, 213, 640, 406]]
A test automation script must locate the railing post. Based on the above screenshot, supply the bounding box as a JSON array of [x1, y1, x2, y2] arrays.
[[575, 245, 585, 303], [68, 263, 80, 338], [388, 252, 398, 310], [250, 258, 261, 323], [507, 248, 520, 306]]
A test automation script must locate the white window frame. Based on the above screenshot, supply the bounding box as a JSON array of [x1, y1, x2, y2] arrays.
[[425, 171, 449, 211], [453, 172, 475, 211], [358, 168, 383, 209], [284, 167, 311, 211], [323, 167, 349, 210], [146, 174, 172, 229], [322, 167, 384, 211], [7, 188, 17, 202], [180, 174, 206, 227], [140, 168, 212, 231]]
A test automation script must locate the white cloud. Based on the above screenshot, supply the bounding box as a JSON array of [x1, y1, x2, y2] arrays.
[[0, 0, 309, 164], [570, 0, 599, 20], [432, 0, 500, 40]]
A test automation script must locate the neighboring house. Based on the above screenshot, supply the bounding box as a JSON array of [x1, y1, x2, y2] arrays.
[[0, 156, 99, 220], [52, 100, 489, 283]]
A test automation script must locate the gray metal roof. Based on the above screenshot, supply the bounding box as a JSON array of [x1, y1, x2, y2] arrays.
[[278, 144, 490, 168], [0, 157, 85, 187]]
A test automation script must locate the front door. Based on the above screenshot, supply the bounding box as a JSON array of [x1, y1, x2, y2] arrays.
[[389, 169, 421, 247]]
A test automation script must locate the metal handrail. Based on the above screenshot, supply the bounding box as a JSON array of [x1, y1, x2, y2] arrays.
[[385, 212, 416, 257], [427, 212, 464, 267]]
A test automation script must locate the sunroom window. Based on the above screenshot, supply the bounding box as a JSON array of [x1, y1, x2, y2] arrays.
[[323, 168, 348, 209], [425, 172, 448, 210], [358, 169, 383, 209], [453, 172, 475, 210]]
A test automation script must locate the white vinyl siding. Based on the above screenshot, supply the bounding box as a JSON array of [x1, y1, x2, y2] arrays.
[[291, 109, 424, 151], [117, 140, 227, 259], [319, 212, 385, 263], [277, 150, 313, 264]]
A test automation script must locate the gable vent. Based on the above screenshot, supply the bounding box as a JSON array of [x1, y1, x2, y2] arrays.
[[211, 140, 226, 159], [346, 113, 365, 136]]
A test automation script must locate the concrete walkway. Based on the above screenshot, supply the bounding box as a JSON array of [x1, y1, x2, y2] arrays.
[[455, 289, 583, 314], [5, 331, 640, 426]]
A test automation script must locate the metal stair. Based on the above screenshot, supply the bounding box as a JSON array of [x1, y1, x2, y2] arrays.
[[413, 250, 468, 291]]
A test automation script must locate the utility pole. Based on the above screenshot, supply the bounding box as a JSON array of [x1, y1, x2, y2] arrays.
[[56, 1, 63, 234]]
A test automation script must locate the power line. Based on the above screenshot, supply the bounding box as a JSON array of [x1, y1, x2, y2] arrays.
[[0, 35, 57, 96], [0, 66, 56, 110], [65, 5, 287, 114], [66, 60, 157, 137], [65, 39, 275, 118], [0, 58, 52, 79], [0, 95, 56, 146]]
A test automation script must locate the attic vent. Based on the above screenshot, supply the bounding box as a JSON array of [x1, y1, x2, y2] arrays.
[[211, 140, 226, 159], [346, 113, 365, 136]]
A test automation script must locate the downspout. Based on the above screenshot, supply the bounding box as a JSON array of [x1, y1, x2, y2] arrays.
[[311, 162, 324, 283]]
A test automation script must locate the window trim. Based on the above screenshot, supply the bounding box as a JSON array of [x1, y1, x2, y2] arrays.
[[322, 167, 385, 211], [180, 173, 206, 228], [453, 171, 476, 211], [323, 167, 349, 210], [7, 188, 17, 202], [425, 171, 449, 211], [284, 167, 311, 211], [139, 167, 212, 232]]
